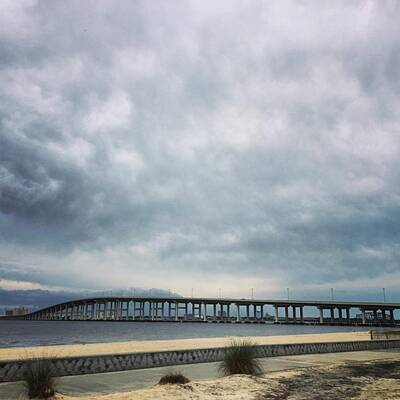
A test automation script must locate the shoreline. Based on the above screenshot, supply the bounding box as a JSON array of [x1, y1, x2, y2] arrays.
[[0, 331, 370, 361]]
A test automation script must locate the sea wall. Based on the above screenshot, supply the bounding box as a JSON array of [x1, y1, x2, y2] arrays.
[[1, 339, 400, 382]]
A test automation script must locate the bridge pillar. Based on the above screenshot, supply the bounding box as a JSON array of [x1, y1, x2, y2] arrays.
[[150, 301, 154, 320], [227, 304, 230, 321], [300, 306, 304, 323], [319, 308, 324, 324], [175, 301, 179, 321], [373, 309, 378, 324], [236, 304, 240, 322], [112, 301, 116, 319], [246, 305, 250, 320], [338, 308, 343, 321], [261, 305, 264, 320], [285, 306, 289, 322], [274, 306, 279, 323], [292, 306, 297, 322], [361, 309, 366, 324], [346, 308, 350, 323], [390, 309, 394, 323], [103, 302, 107, 320], [330, 308, 335, 322]]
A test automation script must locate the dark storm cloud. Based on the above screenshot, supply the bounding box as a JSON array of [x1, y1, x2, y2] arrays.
[[1, 0, 400, 294]]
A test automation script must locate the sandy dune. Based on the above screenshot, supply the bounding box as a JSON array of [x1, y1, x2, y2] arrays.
[[0, 331, 370, 361], [54, 359, 400, 400]]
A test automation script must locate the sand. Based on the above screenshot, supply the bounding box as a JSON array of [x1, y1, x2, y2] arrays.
[[53, 359, 400, 400], [0, 331, 370, 361]]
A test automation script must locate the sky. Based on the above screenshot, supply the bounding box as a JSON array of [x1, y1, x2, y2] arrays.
[[1, 1, 400, 302]]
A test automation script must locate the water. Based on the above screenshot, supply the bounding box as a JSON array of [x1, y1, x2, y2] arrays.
[[0, 320, 370, 348]]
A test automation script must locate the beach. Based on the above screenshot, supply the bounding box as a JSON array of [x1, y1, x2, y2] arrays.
[[2, 331, 400, 399], [53, 357, 400, 400]]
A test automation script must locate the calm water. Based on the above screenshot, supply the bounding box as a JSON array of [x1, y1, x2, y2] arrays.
[[0, 320, 370, 348]]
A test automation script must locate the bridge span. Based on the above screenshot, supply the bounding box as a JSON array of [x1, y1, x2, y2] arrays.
[[6, 296, 400, 326]]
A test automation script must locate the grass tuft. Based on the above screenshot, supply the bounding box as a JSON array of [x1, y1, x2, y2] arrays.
[[158, 371, 190, 385], [219, 338, 262, 376], [23, 358, 57, 399]]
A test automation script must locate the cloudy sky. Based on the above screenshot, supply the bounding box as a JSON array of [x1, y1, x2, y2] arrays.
[[1, 1, 400, 301]]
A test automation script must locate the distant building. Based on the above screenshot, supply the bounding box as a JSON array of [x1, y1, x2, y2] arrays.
[[5, 307, 28, 316]]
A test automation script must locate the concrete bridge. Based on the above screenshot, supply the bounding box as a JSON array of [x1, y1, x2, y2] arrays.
[[6, 296, 400, 326]]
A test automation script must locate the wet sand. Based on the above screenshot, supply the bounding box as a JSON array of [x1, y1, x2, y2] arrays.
[[0, 331, 370, 361]]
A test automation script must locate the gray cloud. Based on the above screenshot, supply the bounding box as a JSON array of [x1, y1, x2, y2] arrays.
[[1, 0, 400, 297]]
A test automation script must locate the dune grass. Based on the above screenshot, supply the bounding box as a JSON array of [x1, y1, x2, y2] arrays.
[[219, 338, 262, 376], [158, 371, 190, 385], [23, 357, 57, 399]]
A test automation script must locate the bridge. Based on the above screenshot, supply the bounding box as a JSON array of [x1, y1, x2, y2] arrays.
[[6, 296, 400, 326]]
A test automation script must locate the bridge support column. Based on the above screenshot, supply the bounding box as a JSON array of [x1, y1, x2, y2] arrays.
[[390, 309, 394, 323], [112, 301, 116, 320], [227, 304, 230, 321], [274, 306, 279, 323], [285, 306, 289, 322], [373, 309, 378, 324], [213, 304, 217, 321], [175, 302, 179, 321], [361, 309, 366, 324], [292, 306, 297, 322], [300, 306, 304, 323], [261, 305, 264, 320], [330, 308, 335, 322], [338, 308, 343, 322], [246, 305, 250, 320], [319, 308, 324, 324], [346, 308, 350, 324], [236, 304, 240, 322]]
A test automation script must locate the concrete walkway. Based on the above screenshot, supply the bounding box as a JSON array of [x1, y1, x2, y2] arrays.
[[1, 349, 399, 399]]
